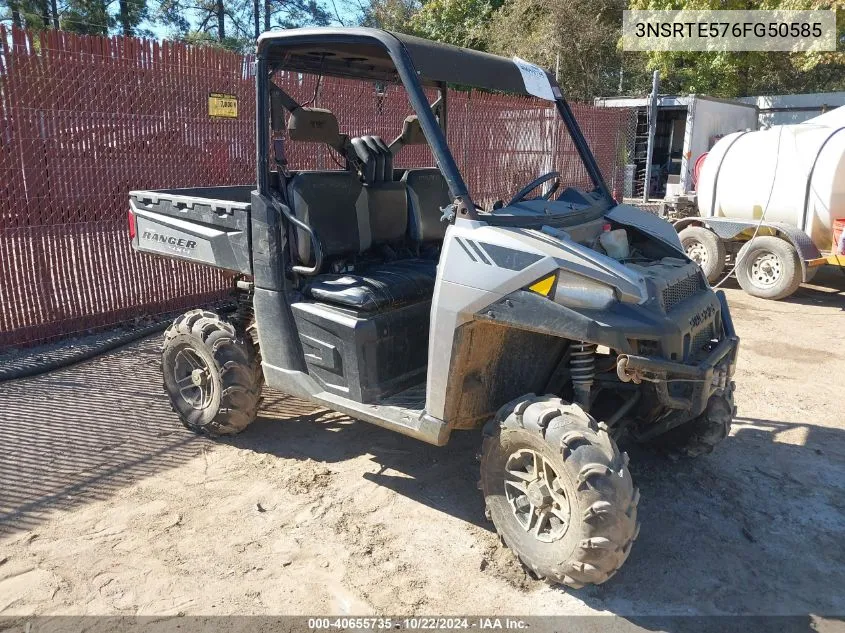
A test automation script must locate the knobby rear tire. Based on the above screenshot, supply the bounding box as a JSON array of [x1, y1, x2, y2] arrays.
[[162, 309, 263, 436]]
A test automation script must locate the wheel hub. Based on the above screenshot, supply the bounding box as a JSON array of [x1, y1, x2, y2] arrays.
[[504, 449, 571, 543], [526, 480, 553, 507], [172, 347, 215, 410], [191, 368, 209, 386], [686, 241, 708, 266], [750, 252, 782, 288]]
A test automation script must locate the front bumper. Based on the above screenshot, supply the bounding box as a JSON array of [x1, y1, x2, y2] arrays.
[[616, 291, 739, 418]]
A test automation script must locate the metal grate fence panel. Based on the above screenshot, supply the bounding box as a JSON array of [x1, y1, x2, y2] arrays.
[[0, 27, 632, 350]]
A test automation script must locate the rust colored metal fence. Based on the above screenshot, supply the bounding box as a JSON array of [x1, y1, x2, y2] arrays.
[[0, 27, 255, 349], [0, 27, 632, 350]]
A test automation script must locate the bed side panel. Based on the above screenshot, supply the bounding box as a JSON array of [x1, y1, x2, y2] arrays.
[[130, 195, 251, 274]]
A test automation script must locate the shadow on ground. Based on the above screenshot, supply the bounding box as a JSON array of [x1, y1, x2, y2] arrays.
[[0, 344, 210, 534], [0, 345, 486, 535], [235, 394, 488, 529]]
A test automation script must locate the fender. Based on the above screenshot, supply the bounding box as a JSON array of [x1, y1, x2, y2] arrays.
[[674, 217, 821, 282]]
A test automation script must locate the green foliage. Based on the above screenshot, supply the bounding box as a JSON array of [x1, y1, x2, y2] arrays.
[[156, 0, 331, 52], [357, 0, 845, 99], [157, 0, 250, 47], [116, 0, 149, 35], [0, 0, 331, 50], [181, 29, 249, 50], [360, 0, 419, 30], [269, 0, 330, 28], [62, 0, 113, 34], [1, 0, 148, 35], [359, 0, 647, 98], [485, 0, 628, 100], [409, 0, 501, 48], [3, 0, 52, 30]]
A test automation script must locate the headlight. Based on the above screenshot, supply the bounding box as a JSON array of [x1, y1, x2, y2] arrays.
[[553, 271, 616, 309], [526, 270, 619, 310]]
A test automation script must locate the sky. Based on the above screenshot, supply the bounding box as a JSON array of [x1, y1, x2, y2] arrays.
[[142, 0, 361, 41]]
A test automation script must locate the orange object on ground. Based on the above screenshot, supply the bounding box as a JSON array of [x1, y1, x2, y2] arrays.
[[834, 219, 845, 255]]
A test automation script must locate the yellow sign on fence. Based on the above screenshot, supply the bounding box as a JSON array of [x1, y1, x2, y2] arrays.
[[208, 93, 238, 118]]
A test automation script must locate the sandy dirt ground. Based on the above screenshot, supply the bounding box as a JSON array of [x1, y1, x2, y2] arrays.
[[1, 270, 845, 623]]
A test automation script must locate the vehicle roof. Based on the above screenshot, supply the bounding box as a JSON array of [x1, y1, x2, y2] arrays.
[[256, 27, 558, 99]]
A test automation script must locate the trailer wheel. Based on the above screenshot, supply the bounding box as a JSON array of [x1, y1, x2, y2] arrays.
[[678, 226, 725, 283], [481, 395, 639, 588], [735, 236, 802, 300], [162, 309, 262, 436]]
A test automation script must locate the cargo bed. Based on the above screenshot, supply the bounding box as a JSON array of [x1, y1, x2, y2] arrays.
[[129, 186, 253, 274]]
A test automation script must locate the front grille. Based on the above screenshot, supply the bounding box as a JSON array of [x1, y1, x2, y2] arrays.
[[663, 274, 704, 312], [690, 324, 715, 357]]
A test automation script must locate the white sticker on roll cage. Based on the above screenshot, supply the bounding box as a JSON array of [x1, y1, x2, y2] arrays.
[[512, 57, 556, 101]]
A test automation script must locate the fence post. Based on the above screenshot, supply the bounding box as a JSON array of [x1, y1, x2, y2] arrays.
[[643, 70, 660, 203]]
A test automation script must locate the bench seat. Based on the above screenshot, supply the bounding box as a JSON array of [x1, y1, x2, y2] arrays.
[[306, 259, 437, 311]]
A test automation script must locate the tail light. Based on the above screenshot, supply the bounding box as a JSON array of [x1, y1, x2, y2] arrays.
[[128, 209, 136, 240]]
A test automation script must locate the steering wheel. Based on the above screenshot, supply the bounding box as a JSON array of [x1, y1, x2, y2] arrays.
[[507, 171, 561, 206]]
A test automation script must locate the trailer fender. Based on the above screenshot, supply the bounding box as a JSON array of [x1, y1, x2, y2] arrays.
[[673, 217, 756, 240], [673, 218, 821, 282]]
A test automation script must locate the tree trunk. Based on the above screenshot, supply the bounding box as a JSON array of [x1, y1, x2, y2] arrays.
[[9, 0, 22, 28], [119, 0, 133, 35], [50, 0, 59, 28], [264, 0, 271, 31], [40, 0, 50, 27], [217, 0, 225, 41], [738, 52, 750, 97], [253, 0, 260, 40]]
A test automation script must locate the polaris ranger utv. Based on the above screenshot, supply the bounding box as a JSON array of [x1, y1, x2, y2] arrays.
[[129, 27, 739, 588]]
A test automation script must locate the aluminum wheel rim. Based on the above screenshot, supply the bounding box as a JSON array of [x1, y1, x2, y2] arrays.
[[750, 252, 782, 288], [504, 449, 571, 543], [173, 348, 215, 410], [686, 241, 708, 267]]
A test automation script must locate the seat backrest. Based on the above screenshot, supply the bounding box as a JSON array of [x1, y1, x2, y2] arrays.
[[284, 108, 368, 267], [366, 183, 407, 247], [351, 135, 394, 184], [350, 136, 408, 249], [365, 136, 393, 181], [287, 171, 365, 264], [402, 168, 451, 243]]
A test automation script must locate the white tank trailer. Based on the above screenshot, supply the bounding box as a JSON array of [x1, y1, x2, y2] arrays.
[[675, 106, 845, 300]]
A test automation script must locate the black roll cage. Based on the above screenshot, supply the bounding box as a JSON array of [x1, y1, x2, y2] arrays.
[[255, 27, 612, 221]]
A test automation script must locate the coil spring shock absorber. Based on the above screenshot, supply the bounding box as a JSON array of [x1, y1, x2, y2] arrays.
[[233, 278, 263, 382], [570, 341, 596, 410], [233, 278, 256, 342]]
